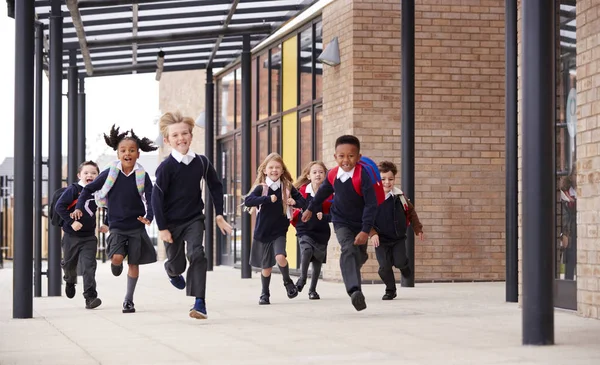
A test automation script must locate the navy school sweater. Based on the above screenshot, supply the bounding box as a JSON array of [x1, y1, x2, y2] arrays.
[[308, 168, 378, 234], [55, 183, 97, 237], [373, 194, 408, 243], [295, 194, 331, 244], [152, 154, 225, 230], [244, 184, 306, 243], [76, 168, 153, 231]]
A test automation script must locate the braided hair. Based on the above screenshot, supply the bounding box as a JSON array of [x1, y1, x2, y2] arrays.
[[103, 124, 158, 152]]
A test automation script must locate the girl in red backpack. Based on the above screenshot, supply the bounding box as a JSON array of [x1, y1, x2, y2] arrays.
[[292, 161, 333, 300]]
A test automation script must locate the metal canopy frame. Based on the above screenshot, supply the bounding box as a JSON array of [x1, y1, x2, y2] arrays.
[[34, 0, 316, 78]]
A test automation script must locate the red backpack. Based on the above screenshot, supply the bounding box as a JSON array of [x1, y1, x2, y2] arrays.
[[290, 183, 333, 227], [326, 156, 385, 205]]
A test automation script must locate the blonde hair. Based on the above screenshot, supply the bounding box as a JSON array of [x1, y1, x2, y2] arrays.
[[294, 161, 328, 189], [159, 111, 195, 138], [248, 152, 294, 216]]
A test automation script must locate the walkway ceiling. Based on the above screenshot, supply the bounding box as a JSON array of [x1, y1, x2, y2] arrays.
[[34, 0, 316, 78]]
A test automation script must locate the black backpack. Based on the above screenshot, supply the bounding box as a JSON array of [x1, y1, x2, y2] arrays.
[[48, 184, 79, 227]]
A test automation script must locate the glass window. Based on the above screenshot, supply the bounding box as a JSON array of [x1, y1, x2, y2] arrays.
[[299, 28, 313, 105], [315, 106, 323, 161], [235, 68, 242, 130], [270, 121, 281, 154], [270, 45, 282, 115], [252, 58, 257, 123], [299, 110, 312, 169], [314, 21, 323, 100], [258, 54, 269, 121], [219, 71, 235, 135], [257, 123, 268, 165]]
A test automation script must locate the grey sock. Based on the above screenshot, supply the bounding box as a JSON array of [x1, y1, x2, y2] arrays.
[[125, 275, 138, 302], [278, 263, 291, 283], [310, 262, 322, 292]]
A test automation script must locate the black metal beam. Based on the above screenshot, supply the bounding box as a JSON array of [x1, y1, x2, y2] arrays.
[[77, 77, 86, 161], [71, 61, 229, 79], [48, 0, 63, 297], [522, 0, 555, 346], [400, 0, 415, 288], [78, 0, 193, 8], [92, 62, 157, 76], [78, 44, 243, 63], [13, 0, 35, 319], [205, 67, 214, 271], [34, 22, 44, 299], [68, 50, 78, 184], [241, 34, 251, 279]]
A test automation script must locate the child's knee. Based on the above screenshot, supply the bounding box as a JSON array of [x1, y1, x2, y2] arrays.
[[111, 254, 124, 265], [275, 254, 287, 266], [262, 268, 272, 276]]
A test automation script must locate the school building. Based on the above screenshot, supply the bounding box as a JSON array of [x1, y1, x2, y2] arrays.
[[154, 0, 599, 320]]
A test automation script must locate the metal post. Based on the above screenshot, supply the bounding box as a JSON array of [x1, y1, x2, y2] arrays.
[[0, 176, 4, 268], [78, 77, 86, 161], [400, 0, 415, 288], [505, 0, 518, 303], [240, 35, 252, 279], [34, 22, 44, 298], [522, 0, 555, 345], [205, 68, 215, 271], [68, 50, 78, 183], [48, 0, 64, 296], [13, 0, 35, 319]]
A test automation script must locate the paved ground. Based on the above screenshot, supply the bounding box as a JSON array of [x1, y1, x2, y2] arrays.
[[1, 260, 600, 365]]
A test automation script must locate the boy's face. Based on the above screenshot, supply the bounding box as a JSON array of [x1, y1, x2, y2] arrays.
[[380, 170, 396, 194], [264, 160, 283, 181], [165, 122, 193, 155], [334, 143, 361, 172], [78, 165, 99, 186], [117, 139, 140, 171]]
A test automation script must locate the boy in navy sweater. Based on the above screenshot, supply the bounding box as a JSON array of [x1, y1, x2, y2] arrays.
[[152, 111, 232, 319], [302, 135, 377, 311], [55, 161, 107, 309], [369, 161, 423, 300]]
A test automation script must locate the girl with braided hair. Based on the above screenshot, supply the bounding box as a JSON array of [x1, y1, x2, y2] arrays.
[[73, 125, 157, 314]]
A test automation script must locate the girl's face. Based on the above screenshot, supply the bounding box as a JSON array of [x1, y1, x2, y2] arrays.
[[264, 160, 283, 181], [165, 122, 193, 155], [77, 165, 99, 186], [117, 139, 140, 171], [308, 164, 325, 186]]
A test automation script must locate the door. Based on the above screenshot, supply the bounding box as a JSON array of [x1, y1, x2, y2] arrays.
[[217, 137, 236, 266]]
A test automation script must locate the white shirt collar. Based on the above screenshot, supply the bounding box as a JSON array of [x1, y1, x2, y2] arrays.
[[77, 180, 87, 187], [385, 191, 394, 200], [171, 149, 196, 165], [266, 177, 280, 190], [116, 161, 142, 177], [336, 167, 355, 183], [305, 183, 316, 197]]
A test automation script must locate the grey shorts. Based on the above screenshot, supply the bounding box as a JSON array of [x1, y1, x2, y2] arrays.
[[107, 227, 157, 265], [250, 236, 287, 269]]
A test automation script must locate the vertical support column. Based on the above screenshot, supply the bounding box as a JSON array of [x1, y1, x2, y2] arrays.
[[13, 0, 35, 318], [241, 35, 252, 279], [78, 77, 86, 161], [34, 22, 44, 298], [505, 0, 519, 303], [205, 68, 215, 271], [522, 0, 555, 345], [401, 0, 415, 288], [68, 50, 78, 183], [48, 0, 64, 296]]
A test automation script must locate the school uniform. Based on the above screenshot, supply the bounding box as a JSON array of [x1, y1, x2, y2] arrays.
[[55, 181, 99, 300], [151, 150, 225, 299], [76, 162, 157, 265], [295, 183, 331, 264], [308, 167, 378, 296]]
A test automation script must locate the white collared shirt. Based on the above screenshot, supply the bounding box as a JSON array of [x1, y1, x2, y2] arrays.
[[385, 190, 394, 200], [116, 161, 142, 177], [77, 180, 87, 187], [336, 167, 355, 183], [266, 177, 280, 191], [171, 149, 196, 165]]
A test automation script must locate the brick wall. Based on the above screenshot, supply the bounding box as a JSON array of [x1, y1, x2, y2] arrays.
[[576, 1, 600, 319]]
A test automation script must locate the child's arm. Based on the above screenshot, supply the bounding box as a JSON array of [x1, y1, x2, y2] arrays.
[[359, 169, 378, 234], [290, 186, 306, 209], [244, 185, 270, 207], [55, 184, 78, 227], [407, 200, 423, 236], [202, 156, 225, 217], [73, 170, 108, 218], [151, 164, 169, 230], [142, 173, 154, 223], [308, 178, 334, 212]]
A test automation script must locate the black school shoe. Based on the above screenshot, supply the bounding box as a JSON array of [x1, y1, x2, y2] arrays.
[[122, 299, 136, 313], [350, 290, 367, 311], [382, 291, 397, 300], [295, 277, 306, 292], [284, 281, 298, 299], [111, 263, 123, 277], [85, 297, 102, 309], [65, 283, 76, 299], [259, 293, 270, 305], [308, 291, 320, 300]]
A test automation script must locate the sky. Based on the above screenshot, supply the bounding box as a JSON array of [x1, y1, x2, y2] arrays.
[[0, 6, 161, 163]]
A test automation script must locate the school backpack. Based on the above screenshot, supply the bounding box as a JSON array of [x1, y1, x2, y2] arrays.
[[326, 156, 386, 205], [48, 184, 79, 227], [394, 188, 411, 227], [242, 183, 292, 217], [290, 183, 333, 227]]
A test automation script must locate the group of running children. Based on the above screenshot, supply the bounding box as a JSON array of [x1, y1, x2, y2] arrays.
[[55, 111, 423, 318]]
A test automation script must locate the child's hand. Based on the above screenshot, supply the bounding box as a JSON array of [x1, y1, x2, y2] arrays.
[[270, 194, 277, 203], [138, 216, 151, 225], [71, 221, 83, 231], [216, 215, 233, 235], [354, 231, 368, 246], [417, 232, 424, 241], [98, 225, 109, 234], [71, 209, 83, 220], [159, 229, 173, 243], [370, 234, 380, 247], [286, 197, 296, 206], [301, 210, 312, 222], [316, 212, 323, 220]]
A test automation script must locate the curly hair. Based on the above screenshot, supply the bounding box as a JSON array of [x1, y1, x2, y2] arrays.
[[103, 124, 158, 152]]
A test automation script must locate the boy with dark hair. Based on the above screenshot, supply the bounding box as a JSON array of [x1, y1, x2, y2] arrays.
[[302, 135, 377, 311], [369, 160, 423, 300]]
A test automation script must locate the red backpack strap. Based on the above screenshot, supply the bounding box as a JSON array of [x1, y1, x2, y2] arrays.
[[327, 167, 338, 187], [351, 164, 363, 196], [299, 184, 308, 198]]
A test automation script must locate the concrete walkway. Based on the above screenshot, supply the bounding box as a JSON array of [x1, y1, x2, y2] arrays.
[[1, 261, 600, 365]]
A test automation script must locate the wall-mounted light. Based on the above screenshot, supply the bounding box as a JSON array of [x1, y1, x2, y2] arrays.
[[317, 37, 340, 67], [155, 50, 165, 81]]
